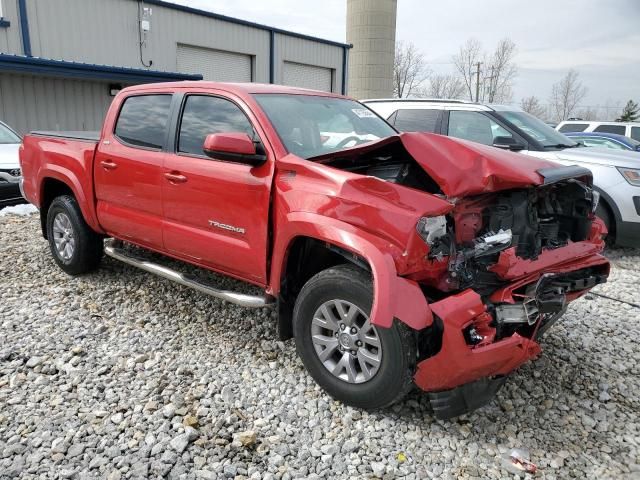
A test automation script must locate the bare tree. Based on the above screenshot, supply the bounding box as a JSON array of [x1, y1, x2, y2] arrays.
[[520, 96, 547, 119], [452, 38, 483, 101], [548, 69, 588, 122], [393, 41, 430, 98], [453, 38, 517, 103], [484, 39, 517, 103], [426, 74, 466, 99], [575, 106, 599, 121]]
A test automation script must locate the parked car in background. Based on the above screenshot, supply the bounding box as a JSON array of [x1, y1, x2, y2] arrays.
[[565, 131, 640, 152], [363, 99, 640, 247], [0, 121, 24, 207], [19, 82, 610, 419], [556, 120, 640, 141]]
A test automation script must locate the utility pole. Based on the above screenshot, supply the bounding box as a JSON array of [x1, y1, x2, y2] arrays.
[[485, 66, 496, 103], [474, 62, 482, 102]]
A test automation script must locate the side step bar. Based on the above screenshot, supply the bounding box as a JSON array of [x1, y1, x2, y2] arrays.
[[104, 239, 274, 308]]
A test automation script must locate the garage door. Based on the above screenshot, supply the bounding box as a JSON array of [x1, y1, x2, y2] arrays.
[[177, 44, 252, 82], [283, 62, 332, 92]]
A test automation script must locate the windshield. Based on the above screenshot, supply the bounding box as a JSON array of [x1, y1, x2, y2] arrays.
[[0, 123, 21, 144], [253, 94, 396, 158], [496, 110, 578, 148]]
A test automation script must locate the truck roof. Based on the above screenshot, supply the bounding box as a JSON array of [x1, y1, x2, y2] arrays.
[[122, 81, 345, 98]]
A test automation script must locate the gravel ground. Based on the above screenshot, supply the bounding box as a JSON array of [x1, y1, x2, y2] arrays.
[[0, 211, 639, 480]]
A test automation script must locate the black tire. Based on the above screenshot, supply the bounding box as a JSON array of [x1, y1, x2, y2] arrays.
[[46, 195, 103, 275], [293, 264, 416, 409], [595, 202, 614, 244]]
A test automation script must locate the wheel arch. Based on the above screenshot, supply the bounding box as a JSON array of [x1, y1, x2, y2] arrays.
[[39, 170, 102, 239], [593, 186, 619, 239], [270, 213, 433, 340]]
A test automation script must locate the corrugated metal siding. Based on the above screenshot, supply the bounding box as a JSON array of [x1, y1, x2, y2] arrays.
[[283, 62, 332, 91], [177, 44, 252, 82], [274, 34, 343, 93], [24, 0, 271, 82], [19, 0, 343, 89], [0, 0, 347, 132], [0, 0, 24, 54], [0, 73, 113, 133]]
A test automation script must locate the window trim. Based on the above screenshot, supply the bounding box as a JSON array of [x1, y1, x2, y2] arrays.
[[173, 92, 262, 161], [113, 93, 174, 152]]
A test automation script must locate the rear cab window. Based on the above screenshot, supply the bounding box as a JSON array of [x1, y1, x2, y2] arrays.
[[558, 123, 588, 133], [114, 94, 172, 149]]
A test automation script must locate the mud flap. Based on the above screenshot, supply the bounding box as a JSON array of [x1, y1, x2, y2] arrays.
[[428, 376, 507, 419]]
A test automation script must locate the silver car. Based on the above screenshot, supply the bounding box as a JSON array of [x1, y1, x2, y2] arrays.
[[363, 99, 640, 248], [0, 121, 24, 207]]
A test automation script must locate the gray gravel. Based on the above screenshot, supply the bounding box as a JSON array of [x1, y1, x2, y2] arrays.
[[1, 212, 639, 479]]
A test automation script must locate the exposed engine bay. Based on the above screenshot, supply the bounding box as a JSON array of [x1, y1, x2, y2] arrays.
[[314, 135, 608, 345], [423, 179, 599, 288]]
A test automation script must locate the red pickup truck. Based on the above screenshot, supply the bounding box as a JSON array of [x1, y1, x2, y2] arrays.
[[19, 82, 609, 418]]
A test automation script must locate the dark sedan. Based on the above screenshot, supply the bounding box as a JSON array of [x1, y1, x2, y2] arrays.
[[565, 131, 640, 153]]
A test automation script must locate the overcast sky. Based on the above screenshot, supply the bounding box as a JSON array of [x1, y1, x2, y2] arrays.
[[172, 0, 639, 115]]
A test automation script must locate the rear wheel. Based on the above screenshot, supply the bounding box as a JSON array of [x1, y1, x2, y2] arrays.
[[293, 264, 416, 409], [46, 195, 103, 275]]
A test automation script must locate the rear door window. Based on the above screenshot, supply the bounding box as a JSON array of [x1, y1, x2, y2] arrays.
[[558, 123, 588, 133], [593, 124, 626, 135], [631, 127, 640, 141], [114, 95, 172, 149], [392, 109, 442, 132]]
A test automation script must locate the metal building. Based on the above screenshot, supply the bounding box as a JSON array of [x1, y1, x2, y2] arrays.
[[0, 0, 350, 133]]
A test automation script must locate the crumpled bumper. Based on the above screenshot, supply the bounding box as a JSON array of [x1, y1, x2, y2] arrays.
[[414, 290, 541, 395]]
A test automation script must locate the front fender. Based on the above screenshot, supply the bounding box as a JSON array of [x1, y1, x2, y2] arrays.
[[269, 211, 433, 330]]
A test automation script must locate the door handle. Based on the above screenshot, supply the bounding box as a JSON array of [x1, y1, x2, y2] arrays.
[[100, 160, 118, 170], [164, 172, 188, 184]]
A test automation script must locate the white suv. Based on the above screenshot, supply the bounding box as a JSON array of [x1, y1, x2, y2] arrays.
[[556, 120, 640, 141], [363, 99, 640, 248]]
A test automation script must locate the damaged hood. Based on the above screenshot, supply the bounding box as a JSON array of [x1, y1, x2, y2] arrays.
[[399, 133, 562, 197]]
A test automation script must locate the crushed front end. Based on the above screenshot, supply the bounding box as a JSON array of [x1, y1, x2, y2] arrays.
[[410, 167, 610, 419]]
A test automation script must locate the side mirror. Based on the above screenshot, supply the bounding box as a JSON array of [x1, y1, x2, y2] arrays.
[[493, 136, 526, 151], [203, 132, 267, 166]]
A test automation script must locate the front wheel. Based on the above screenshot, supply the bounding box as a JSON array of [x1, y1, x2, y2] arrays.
[[293, 264, 416, 409], [46, 195, 103, 275]]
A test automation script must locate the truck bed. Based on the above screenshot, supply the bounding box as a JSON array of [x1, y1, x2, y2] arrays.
[[20, 131, 102, 232], [31, 131, 100, 142]]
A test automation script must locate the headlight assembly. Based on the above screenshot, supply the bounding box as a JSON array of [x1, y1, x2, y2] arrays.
[[416, 215, 447, 245], [617, 167, 640, 186]]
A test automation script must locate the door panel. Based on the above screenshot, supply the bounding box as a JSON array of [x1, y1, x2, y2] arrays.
[[162, 157, 271, 282], [161, 94, 272, 284], [94, 94, 172, 249]]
